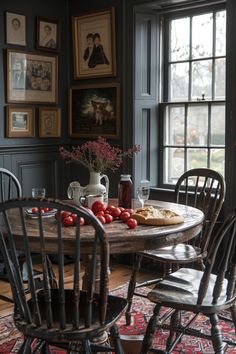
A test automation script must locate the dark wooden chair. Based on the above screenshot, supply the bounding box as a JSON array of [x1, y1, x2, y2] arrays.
[[126, 168, 226, 325], [0, 167, 22, 202], [0, 198, 127, 353], [0, 168, 23, 301], [140, 207, 236, 354]]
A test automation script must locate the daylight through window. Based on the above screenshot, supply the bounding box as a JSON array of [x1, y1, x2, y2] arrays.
[[162, 9, 226, 185]]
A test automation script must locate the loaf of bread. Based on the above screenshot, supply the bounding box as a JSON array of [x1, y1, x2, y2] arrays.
[[132, 206, 184, 226]]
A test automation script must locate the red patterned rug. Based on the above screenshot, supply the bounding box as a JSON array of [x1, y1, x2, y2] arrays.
[[0, 284, 236, 353]]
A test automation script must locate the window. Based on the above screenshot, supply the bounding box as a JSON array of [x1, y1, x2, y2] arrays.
[[161, 8, 226, 185]]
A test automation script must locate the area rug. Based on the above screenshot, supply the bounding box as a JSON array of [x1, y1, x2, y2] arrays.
[[0, 284, 236, 353]]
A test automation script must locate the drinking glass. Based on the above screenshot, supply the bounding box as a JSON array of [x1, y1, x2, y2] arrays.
[[137, 183, 150, 208], [32, 187, 46, 198]]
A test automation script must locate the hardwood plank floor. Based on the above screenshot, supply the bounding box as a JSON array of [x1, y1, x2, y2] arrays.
[[0, 259, 156, 318]]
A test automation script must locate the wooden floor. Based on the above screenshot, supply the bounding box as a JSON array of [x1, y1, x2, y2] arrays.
[[0, 258, 155, 318]]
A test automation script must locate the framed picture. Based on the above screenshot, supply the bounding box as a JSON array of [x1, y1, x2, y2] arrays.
[[5, 11, 26, 46], [36, 17, 60, 51], [6, 49, 58, 104], [6, 106, 35, 138], [72, 8, 116, 79], [39, 107, 61, 137], [69, 83, 120, 139]]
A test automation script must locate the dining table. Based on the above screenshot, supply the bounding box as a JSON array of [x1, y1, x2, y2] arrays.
[[10, 199, 204, 256], [9, 198, 204, 289]]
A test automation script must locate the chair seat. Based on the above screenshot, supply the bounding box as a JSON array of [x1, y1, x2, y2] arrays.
[[139, 244, 204, 263], [15, 289, 128, 342], [148, 268, 230, 313]]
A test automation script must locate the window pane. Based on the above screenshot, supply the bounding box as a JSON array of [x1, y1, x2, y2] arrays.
[[170, 62, 189, 101], [215, 10, 226, 56], [187, 149, 207, 170], [211, 104, 225, 146], [215, 58, 225, 99], [170, 17, 190, 61], [191, 60, 212, 99], [164, 105, 185, 145], [187, 105, 208, 146], [164, 147, 185, 184], [210, 149, 225, 176], [192, 13, 213, 59]]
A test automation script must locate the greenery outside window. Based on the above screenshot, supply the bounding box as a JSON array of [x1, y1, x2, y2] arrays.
[[161, 8, 226, 186]]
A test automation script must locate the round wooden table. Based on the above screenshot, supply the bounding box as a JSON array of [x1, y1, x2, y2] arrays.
[[11, 199, 204, 256], [5, 199, 204, 353]]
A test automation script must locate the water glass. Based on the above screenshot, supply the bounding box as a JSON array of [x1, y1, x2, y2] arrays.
[[32, 187, 46, 198], [137, 184, 150, 208]]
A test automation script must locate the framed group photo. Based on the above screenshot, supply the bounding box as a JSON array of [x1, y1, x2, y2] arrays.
[[6, 49, 58, 104], [39, 107, 61, 137], [72, 7, 116, 79], [69, 82, 120, 139], [6, 106, 35, 138], [5, 11, 26, 46], [37, 17, 60, 51]]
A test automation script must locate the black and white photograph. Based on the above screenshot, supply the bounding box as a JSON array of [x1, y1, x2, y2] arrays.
[[37, 17, 60, 51], [7, 49, 58, 103], [6, 106, 35, 137], [6, 11, 26, 46]]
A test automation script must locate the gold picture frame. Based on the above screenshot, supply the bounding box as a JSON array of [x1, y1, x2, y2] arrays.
[[6, 49, 58, 104], [6, 106, 35, 138], [39, 107, 61, 138], [72, 8, 116, 79], [69, 82, 120, 139]]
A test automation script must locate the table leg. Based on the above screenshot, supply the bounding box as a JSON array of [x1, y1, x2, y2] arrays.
[[82, 255, 112, 354]]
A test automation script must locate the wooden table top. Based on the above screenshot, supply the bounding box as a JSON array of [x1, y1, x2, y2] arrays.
[[9, 199, 204, 255]]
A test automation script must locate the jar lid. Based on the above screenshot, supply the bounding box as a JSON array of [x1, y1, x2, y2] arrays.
[[120, 174, 131, 179]]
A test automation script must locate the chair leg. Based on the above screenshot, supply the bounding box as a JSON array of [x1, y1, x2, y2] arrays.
[[40, 341, 50, 354], [18, 337, 33, 354], [230, 305, 236, 333], [140, 303, 162, 354], [209, 314, 224, 354], [125, 254, 143, 325], [69, 341, 85, 353], [82, 340, 93, 353], [166, 310, 181, 351], [110, 324, 125, 354]]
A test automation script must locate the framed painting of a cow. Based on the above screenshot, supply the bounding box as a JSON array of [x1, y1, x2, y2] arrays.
[[69, 82, 120, 139]]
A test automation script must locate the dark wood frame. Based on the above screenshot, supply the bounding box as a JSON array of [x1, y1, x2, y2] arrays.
[[36, 17, 60, 52], [69, 82, 120, 139], [6, 105, 35, 138], [39, 107, 61, 138], [72, 7, 116, 79], [6, 49, 58, 104], [5, 11, 26, 46]]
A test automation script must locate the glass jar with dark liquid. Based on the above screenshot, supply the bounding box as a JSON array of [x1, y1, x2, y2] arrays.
[[118, 174, 132, 208]]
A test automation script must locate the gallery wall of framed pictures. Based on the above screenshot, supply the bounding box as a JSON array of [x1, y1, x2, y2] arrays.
[[4, 6, 120, 141], [4, 11, 61, 138]]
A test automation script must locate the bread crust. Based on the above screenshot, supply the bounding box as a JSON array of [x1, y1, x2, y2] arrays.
[[132, 206, 184, 226]]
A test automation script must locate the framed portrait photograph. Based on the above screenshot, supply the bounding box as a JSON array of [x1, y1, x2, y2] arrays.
[[6, 49, 58, 104], [5, 11, 26, 46], [72, 7, 116, 79], [69, 82, 120, 139], [37, 17, 60, 51], [39, 107, 61, 138], [6, 106, 35, 138]]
